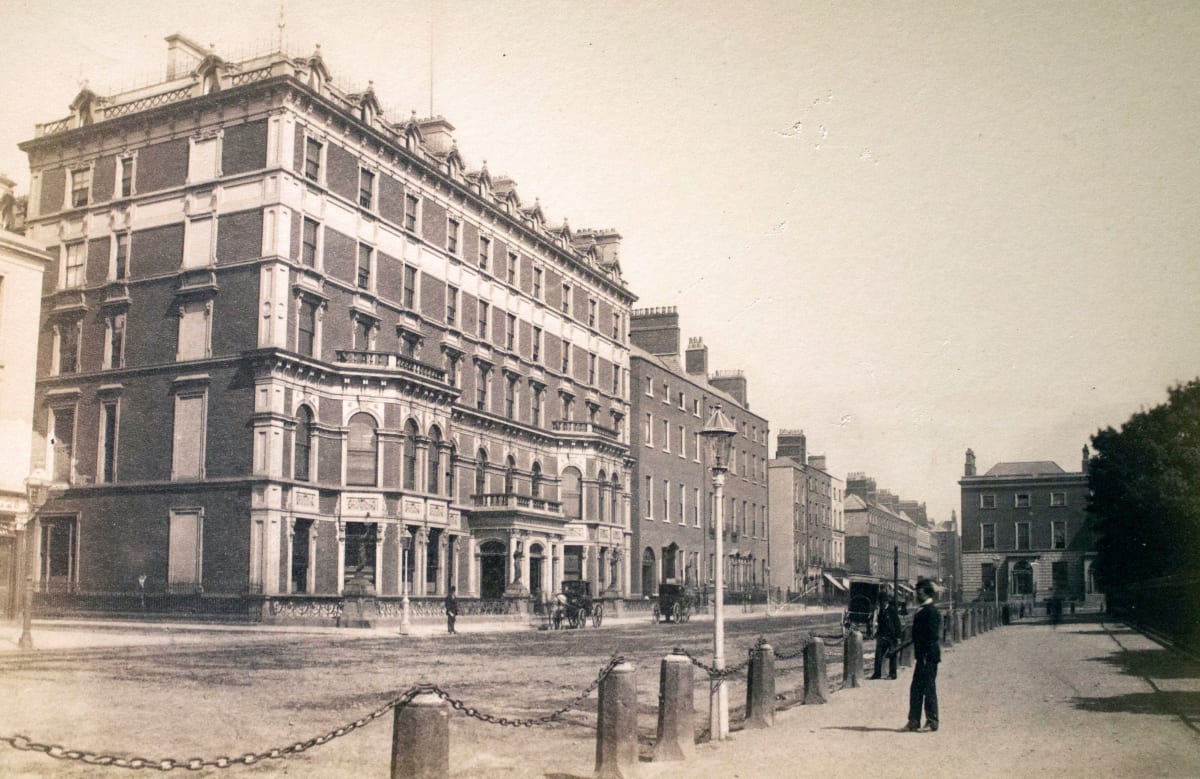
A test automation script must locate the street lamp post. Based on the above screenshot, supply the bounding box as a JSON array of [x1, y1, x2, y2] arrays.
[[700, 403, 736, 742], [19, 475, 51, 651], [400, 530, 411, 636]]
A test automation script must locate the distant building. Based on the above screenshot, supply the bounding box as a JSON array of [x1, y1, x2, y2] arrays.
[[0, 177, 50, 617], [958, 448, 1096, 605], [932, 513, 961, 604], [629, 309, 769, 596], [915, 524, 937, 583], [768, 432, 844, 598], [843, 491, 919, 591]]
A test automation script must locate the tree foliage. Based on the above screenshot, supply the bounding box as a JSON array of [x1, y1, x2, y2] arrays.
[[1088, 379, 1200, 588]]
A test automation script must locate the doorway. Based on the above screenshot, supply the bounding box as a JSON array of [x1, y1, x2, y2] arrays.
[[480, 540, 506, 599], [641, 547, 656, 596], [529, 543, 544, 601]]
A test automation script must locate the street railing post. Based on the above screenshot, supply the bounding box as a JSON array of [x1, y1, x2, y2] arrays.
[[802, 635, 828, 705], [595, 661, 638, 778], [654, 654, 694, 761], [745, 642, 775, 728], [843, 630, 864, 688], [944, 609, 955, 647], [391, 692, 449, 779]]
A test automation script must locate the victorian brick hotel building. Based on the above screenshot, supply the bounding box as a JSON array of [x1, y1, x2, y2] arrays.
[[20, 35, 637, 621]]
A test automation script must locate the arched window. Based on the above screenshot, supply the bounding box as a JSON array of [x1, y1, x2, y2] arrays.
[[402, 419, 419, 491], [427, 426, 442, 495], [294, 406, 314, 481], [504, 455, 517, 494], [346, 413, 378, 486], [561, 466, 582, 521], [475, 449, 488, 496], [530, 462, 543, 498]]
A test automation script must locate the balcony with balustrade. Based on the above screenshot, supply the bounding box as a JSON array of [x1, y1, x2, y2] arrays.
[[334, 349, 449, 384]]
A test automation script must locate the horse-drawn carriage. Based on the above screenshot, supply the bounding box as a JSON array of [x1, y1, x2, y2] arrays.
[[552, 580, 603, 629], [651, 583, 698, 624]]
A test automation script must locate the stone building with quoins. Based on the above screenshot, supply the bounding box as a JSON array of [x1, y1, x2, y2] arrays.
[[628, 310, 769, 598], [959, 448, 1096, 606], [0, 176, 50, 617], [18, 35, 636, 621]]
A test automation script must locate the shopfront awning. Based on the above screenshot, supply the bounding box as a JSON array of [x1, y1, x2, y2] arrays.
[[823, 573, 847, 592], [895, 582, 914, 595]]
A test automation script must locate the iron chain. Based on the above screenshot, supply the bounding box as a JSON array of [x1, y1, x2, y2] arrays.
[[427, 655, 624, 727]]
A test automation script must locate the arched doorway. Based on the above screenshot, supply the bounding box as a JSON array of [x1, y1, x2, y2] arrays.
[[641, 547, 657, 596], [479, 540, 506, 599], [529, 543, 545, 601], [1012, 560, 1034, 595]]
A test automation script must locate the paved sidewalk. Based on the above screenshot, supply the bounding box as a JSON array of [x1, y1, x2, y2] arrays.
[[642, 614, 1200, 779]]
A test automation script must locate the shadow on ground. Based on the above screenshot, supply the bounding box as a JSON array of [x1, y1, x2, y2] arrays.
[[1072, 691, 1200, 724], [1085, 648, 1200, 681]]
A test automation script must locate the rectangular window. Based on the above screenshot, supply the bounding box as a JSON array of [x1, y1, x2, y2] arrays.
[[588, 353, 597, 384], [168, 510, 203, 594], [357, 244, 372, 289], [478, 235, 491, 271], [1052, 560, 1069, 590], [99, 401, 118, 483], [533, 266, 543, 299], [447, 217, 460, 254], [304, 138, 322, 181], [561, 283, 571, 315], [403, 265, 417, 308], [298, 299, 318, 357], [70, 167, 91, 208], [476, 365, 489, 411], [694, 487, 701, 527], [505, 375, 517, 419], [662, 419, 670, 452], [404, 193, 419, 231], [1015, 493, 1030, 508], [693, 432, 701, 462], [359, 168, 374, 209], [106, 313, 126, 369], [561, 338, 570, 374], [679, 483, 686, 524], [645, 413, 653, 446], [532, 326, 542, 362], [301, 218, 319, 267], [645, 374, 654, 396], [588, 298, 597, 328], [981, 523, 996, 550], [693, 398, 701, 417], [50, 406, 75, 483], [113, 233, 130, 279], [39, 516, 77, 591], [63, 242, 85, 288], [177, 301, 210, 360], [612, 365, 621, 395], [1052, 520, 1066, 549], [645, 475, 653, 517], [531, 385, 543, 427], [1050, 491, 1066, 507], [353, 317, 371, 350], [662, 381, 669, 402], [678, 391, 685, 410], [679, 425, 686, 458], [981, 562, 996, 592], [506, 313, 516, 351], [612, 312, 620, 340], [980, 494, 996, 509], [172, 392, 206, 480], [506, 251, 517, 285], [190, 138, 218, 182], [56, 322, 79, 375], [1016, 522, 1030, 550], [119, 157, 134, 198], [446, 285, 458, 327], [183, 217, 214, 268], [478, 301, 490, 341], [662, 480, 669, 522]]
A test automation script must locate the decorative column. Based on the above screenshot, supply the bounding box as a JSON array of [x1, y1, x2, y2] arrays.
[[467, 536, 479, 597], [414, 528, 428, 597], [335, 521, 347, 594], [520, 532, 531, 586], [436, 533, 449, 596]]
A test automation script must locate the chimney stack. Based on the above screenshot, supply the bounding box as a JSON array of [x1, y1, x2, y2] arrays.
[[964, 448, 976, 477], [776, 429, 807, 463], [629, 306, 680, 356], [1081, 444, 1090, 474], [685, 337, 708, 377], [709, 370, 748, 409]]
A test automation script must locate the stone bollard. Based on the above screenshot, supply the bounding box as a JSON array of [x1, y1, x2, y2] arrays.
[[802, 636, 829, 705], [944, 610, 955, 647], [391, 692, 449, 779], [654, 653, 695, 761], [745, 642, 776, 728], [964, 609, 973, 638], [595, 661, 638, 779], [898, 624, 914, 668], [842, 630, 864, 689]]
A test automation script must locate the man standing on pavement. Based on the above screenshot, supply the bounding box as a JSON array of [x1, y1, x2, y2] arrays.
[[905, 579, 941, 732], [870, 586, 902, 680], [444, 586, 458, 634]]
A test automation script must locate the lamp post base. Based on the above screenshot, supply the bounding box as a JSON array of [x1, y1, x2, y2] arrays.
[[399, 594, 411, 636]]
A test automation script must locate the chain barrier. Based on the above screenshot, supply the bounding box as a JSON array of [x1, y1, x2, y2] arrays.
[[0, 656, 627, 769], [426, 654, 625, 728], [672, 645, 756, 680], [0, 687, 421, 771]]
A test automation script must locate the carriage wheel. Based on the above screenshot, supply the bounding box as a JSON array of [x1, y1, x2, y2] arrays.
[[671, 602, 682, 623], [592, 603, 603, 628], [652, 604, 661, 623]]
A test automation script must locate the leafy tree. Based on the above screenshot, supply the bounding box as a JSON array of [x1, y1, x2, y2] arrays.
[[1088, 379, 1200, 588]]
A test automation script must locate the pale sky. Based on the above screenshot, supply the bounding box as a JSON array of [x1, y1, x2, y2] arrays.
[[2, 0, 1197, 526]]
